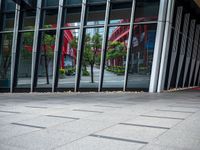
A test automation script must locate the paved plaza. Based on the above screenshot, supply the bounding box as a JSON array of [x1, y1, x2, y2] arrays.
[[0, 89, 200, 150]]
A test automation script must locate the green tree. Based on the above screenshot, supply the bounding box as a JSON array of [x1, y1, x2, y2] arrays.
[[0, 33, 13, 80], [106, 41, 126, 60], [83, 33, 102, 83], [21, 31, 55, 84], [21, 32, 34, 59], [41, 32, 55, 84]]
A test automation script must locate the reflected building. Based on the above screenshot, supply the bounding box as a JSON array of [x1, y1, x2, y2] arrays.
[[0, 0, 200, 93]]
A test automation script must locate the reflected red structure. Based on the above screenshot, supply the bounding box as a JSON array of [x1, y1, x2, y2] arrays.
[[108, 17, 157, 67]]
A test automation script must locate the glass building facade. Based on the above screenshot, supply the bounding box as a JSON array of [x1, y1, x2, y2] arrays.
[[0, 0, 199, 93]]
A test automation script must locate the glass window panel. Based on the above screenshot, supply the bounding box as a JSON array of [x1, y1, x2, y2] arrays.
[[17, 32, 34, 88], [43, 0, 59, 7], [0, 33, 13, 88], [86, 4, 106, 25], [21, 11, 36, 30], [88, 0, 106, 3], [58, 29, 79, 89], [110, 1, 132, 24], [42, 9, 58, 29], [127, 24, 157, 89], [62, 7, 82, 27], [134, 0, 160, 22], [79, 27, 104, 89], [37, 31, 56, 88], [65, 0, 82, 5], [3, 0, 16, 11], [102, 26, 128, 89], [2, 13, 15, 31]]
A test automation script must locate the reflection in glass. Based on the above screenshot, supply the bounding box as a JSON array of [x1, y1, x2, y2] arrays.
[[103, 26, 128, 89], [58, 29, 79, 89], [110, 1, 132, 24], [3, 0, 16, 11], [127, 24, 157, 89], [134, 0, 160, 22], [62, 7, 82, 27], [37, 31, 56, 88], [42, 9, 58, 29], [80, 28, 104, 89], [86, 4, 106, 25], [21, 11, 36, 30], [17, 32, 34, 88], [2, 13, 15, 31], [43, 0, 59, 7], [0, 33, 13, 88]]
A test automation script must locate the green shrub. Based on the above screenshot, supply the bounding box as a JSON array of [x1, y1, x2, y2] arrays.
[[82, 69, 90, 76], [59, 68, 65, 75]]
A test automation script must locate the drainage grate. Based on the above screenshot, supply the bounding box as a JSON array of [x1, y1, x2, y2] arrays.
[[0, 110, 20, 114], [156, 109, 195, 113], [46, 115, 80, 120], [89, 134, 148, 144], [94, 105, 122, 108], [140, 115, 185, 120], [119, 123, 170, 130], [11, 123, 46, 129], [26, 106, 48, 109], [73, 109, 103, 113]]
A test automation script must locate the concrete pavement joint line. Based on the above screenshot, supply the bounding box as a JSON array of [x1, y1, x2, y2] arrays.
[[25, 106, 48, 109], [46, 115, 80, 120], [94, 105, 122, 108], [168, 105, 200, 109], [0, 110, 21, 114], [11, 123, 46, 129], [89, 134, 148, 144], [119, 123, 170, 130], [72, 109, 104, 113], [140, 115, 185, 120], [155, 109, 195, 113], [176, 101, 200, 105]]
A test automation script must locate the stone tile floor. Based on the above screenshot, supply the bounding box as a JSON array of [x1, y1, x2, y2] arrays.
[[0, 89, 200, 150]]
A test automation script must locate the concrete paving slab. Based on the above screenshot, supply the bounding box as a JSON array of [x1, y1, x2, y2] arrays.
[[55, 136, 145, 150], [142, 110, 192, 119], [51, 119, 114, 135], [12, 116, 76, 128], [95, 124, 167, 142], [122, 116, 181, 128], [140, 144, 189, 150], [1, 129, 83, 150], [0, 124, 40, 141]]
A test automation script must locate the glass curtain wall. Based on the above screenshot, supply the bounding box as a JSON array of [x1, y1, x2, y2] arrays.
[[35, 0, 58, 89], [0, 0, 15, 89], [0, 0, 161, 92], [16, 8, 36, 89], [79, 1, 106, 90]]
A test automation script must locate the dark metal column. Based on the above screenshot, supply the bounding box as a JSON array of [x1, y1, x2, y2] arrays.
[[98, 0, 111, 91], [167, 6, 183, 89], [31, 0, 42, 92], [52, 0, 64, 92], [10, 4, 21, 93], [176, 13, 190, 88], [188, 25, 200, 86], [123, 0, 136, 91], [75, 0, 87, 92], [182, 19, 196, 87], [193, 41, 200, 85]]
